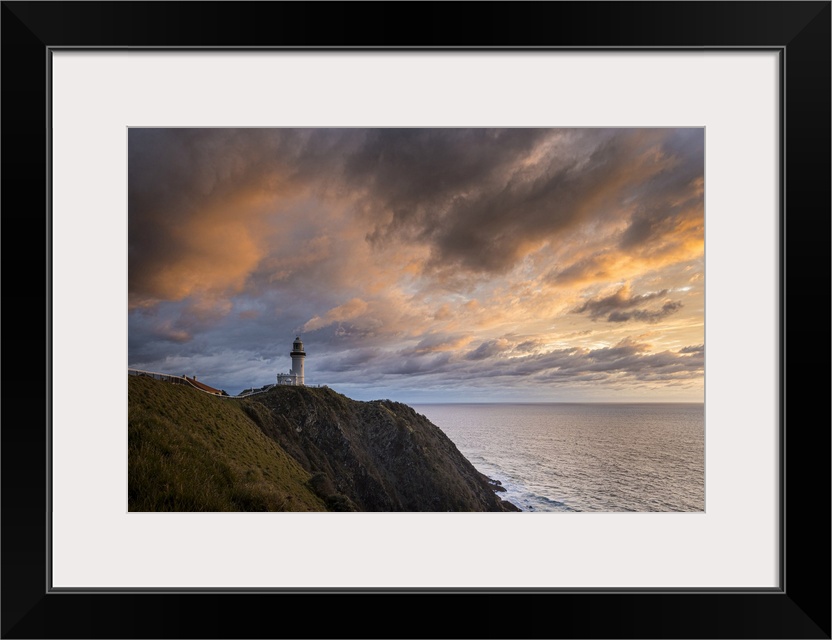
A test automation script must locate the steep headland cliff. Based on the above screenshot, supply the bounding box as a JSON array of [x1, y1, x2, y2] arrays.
[[128, 376, 518, 512]]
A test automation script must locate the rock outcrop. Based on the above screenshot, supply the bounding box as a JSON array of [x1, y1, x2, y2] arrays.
[[241, 385, 519, 512]]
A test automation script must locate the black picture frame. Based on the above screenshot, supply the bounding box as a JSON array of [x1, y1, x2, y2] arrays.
[[2, 2, 829, 638]]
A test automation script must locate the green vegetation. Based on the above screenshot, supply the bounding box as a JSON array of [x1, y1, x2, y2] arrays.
[[128, 376, 326, 511]]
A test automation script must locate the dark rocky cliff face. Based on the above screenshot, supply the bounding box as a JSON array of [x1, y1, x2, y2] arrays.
[[241, 385, 519, 512]]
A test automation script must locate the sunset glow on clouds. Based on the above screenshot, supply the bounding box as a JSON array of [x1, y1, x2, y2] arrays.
[[128, 128, 704, 401]]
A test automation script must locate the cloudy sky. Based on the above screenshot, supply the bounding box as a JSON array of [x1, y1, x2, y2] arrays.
[[128, 128, 704, 402]]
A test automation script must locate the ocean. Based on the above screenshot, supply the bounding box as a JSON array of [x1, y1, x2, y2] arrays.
[[412, 403, 704, 512]]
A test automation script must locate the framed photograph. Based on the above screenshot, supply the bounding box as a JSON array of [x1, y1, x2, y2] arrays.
[[3, 2, 829, 638]]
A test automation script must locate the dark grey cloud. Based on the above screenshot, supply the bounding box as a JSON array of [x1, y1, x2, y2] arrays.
[[316, 348, 383, 372], [575, 288, 668, 318], [386, 352, 454, 376], [608, 301, 683, 323], [465, 339, 511, 361], [355, 128, 693, 276], [514, 339, 545, 353], [573, 287, 682, 324], [679, 344, 704, 354]]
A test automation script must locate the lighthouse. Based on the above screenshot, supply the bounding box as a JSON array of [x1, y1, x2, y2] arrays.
[[276, 337, 307, 386], [289, 336, 306, 385]]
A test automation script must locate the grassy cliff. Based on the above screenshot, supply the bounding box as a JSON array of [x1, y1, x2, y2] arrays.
[[129, 376, 518, 512], [128, 376, 326, 511]]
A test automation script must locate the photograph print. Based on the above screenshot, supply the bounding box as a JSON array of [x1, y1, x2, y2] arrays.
[[128, 128, 704, 513]]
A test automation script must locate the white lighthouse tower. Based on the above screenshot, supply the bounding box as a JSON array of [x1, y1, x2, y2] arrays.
[[276, 336, 307, 386], [289, 336, 306, 385]]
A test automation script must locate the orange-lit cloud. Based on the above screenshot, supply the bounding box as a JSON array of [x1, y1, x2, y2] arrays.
[[303, 298, 370, 332]]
